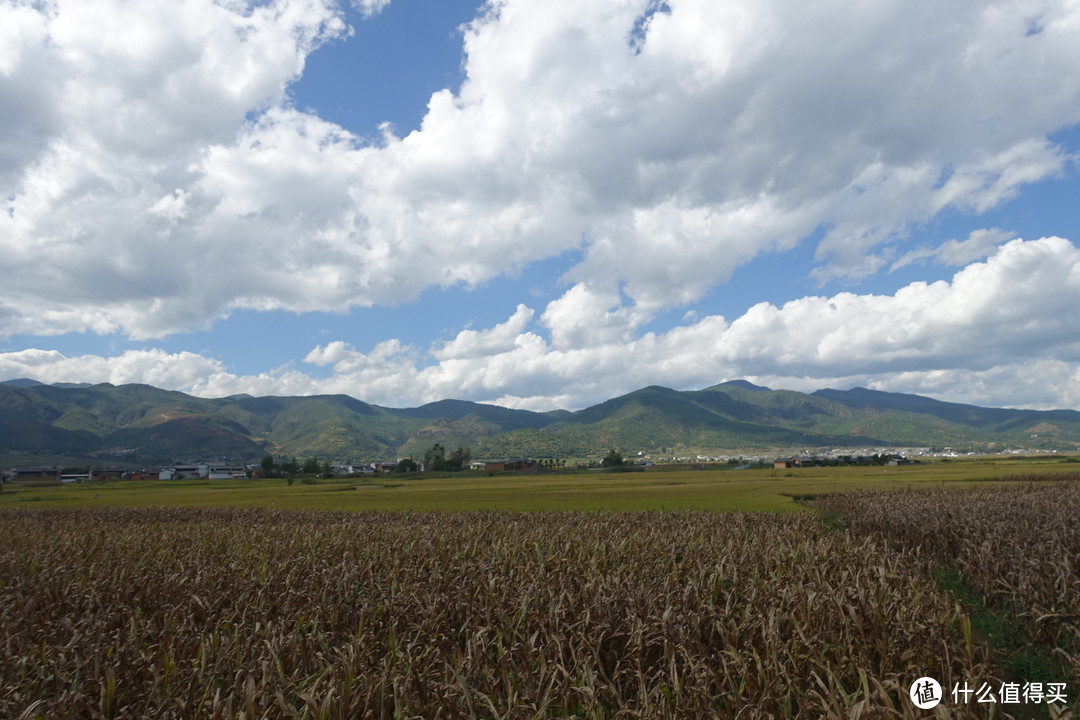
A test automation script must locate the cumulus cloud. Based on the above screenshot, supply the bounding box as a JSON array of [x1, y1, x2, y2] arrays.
[[2, 0, 1080, 339], [1, 0, 350, 339], [434, 305, 536, 361], [721, 237, 1080, 379], [0, 348, 228, 389], [540, 285, 641, 350], [7, 237, 1080, 411]]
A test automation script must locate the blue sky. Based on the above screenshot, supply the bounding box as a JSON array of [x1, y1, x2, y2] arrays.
[[2, 0, 1080, 411]]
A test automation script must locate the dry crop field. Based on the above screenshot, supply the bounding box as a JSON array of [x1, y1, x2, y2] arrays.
[[813, 479, 1080, 696], [0, 507, 1019, 720]]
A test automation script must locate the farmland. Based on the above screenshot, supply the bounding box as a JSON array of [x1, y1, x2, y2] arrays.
[[0, 508, 1004, 718], [1, 457, 1077, 512], [811, 481, 1080, 694], [1, 462, 1077, 718]]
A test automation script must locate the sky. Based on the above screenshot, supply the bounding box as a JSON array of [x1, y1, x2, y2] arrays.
[[2, 0, 1080, 412]]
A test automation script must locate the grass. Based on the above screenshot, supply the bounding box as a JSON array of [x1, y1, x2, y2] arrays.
[[933, 568, 1066, 692], [0, 457, 1070, 512]]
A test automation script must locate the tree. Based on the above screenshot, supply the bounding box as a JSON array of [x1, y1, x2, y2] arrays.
[[302, 457, 321, 475], [260, 454, 276, 478], [396, 457, 418, 473], [321, 461, 333, 478], [601, 449, 624, 468], [423, 443, 446, 472], [445, 446, 472, 472], [282, 456, 300, 477], [421, 443, 471, 472]]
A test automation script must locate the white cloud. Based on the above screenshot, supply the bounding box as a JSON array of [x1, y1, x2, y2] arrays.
[[8, 237, 1080, 411], [2, 0, 1080, 339], [865, 362, 1080, 411], [0, 0, 349, 339], [434, 304, 536, 361], [721, 237, 1080, 378], [352, 0, 390, 18], [149, 188, 191, 221], [540, 284, 639, 350], [0, 3, 59, 190], [891, 228, 1017, 272], [0, 348, 227, 389]]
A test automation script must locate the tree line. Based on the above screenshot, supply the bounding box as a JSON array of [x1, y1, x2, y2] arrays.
[[418, 443, 471, 472], [260, 455, 331, 483], [259, 444, 475, 480]]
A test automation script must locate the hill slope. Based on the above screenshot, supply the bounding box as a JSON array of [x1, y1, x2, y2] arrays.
[[2, 379, 1079, 465]]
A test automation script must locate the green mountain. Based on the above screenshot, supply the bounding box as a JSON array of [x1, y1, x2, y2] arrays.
[[2, 378, 1079, 467], [531, 385, 819, 454]]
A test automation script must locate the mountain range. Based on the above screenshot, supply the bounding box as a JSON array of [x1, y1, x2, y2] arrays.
[[2, 378, 1078, 467]]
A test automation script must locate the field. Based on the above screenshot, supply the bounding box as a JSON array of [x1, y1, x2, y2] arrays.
[[812, 483, 1080, 689], [0, 508, 1005, 719], [1, 461, 1077, 718], [2, 457, 1077, 512]]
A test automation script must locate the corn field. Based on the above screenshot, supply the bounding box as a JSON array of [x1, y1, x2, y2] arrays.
[[0, 506, 1034, 719], [813, 480, 1080, 689]]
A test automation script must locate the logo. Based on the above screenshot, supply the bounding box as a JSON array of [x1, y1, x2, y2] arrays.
[[910, 677, 943, 709]]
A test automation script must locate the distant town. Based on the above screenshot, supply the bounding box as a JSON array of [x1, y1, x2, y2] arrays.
[[3, 444, 1068, 487]]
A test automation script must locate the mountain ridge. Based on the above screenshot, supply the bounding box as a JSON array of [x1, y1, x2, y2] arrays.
[[2, 378, 1078, 465]]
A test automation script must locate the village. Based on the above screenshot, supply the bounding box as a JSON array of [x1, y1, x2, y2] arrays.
[[0, 446, 975, 487], [1, 458, 547, 486]]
